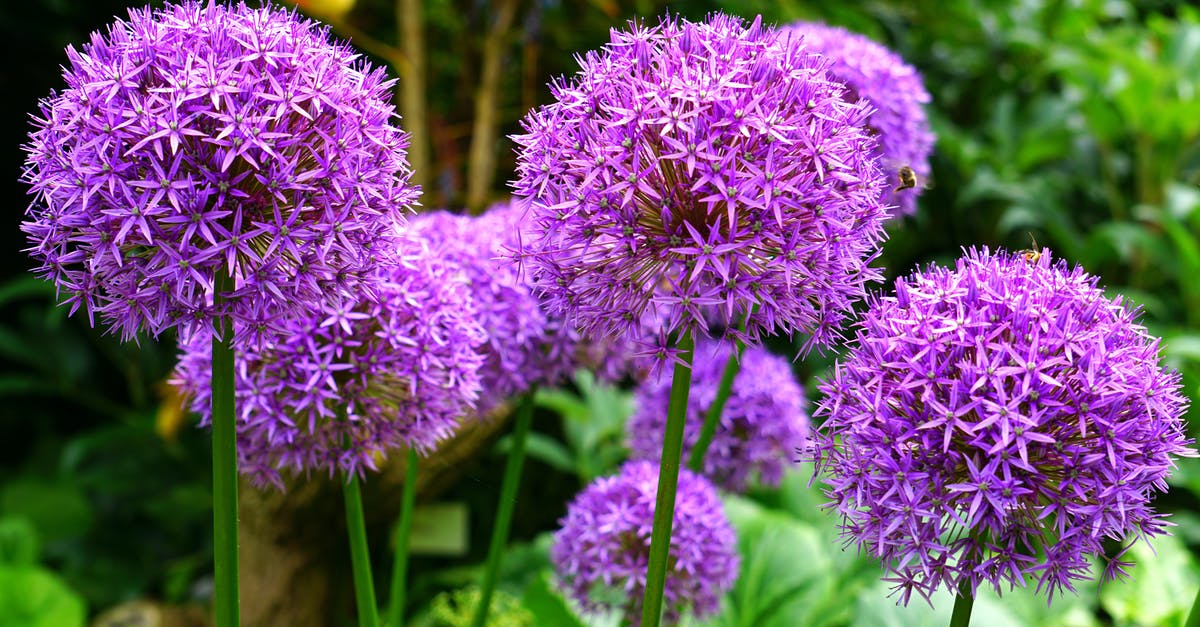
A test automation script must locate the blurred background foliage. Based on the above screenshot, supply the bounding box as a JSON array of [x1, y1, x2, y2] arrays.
[[3, 0, 1200, 624]]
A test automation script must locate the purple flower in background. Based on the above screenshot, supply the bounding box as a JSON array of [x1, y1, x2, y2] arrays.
[[20, 1, 416, 342], [810, 248, 1194, 605], [172, 232, 485, 488], [512, 13, 887, 354], [552, 460, 738, 625], [785, 22, 934, 217], [628, 338, 809, 492], [411, 202, 580, 411]]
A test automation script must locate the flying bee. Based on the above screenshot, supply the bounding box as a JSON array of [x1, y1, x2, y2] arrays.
[[1018, 233, 1043, 264], [894, 165, 918, 193]]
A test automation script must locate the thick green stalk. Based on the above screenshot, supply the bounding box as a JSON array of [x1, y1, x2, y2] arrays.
[[388, 448, 419, 627], [344, 473, 379, 627], [687, 338, 744, 473], [211, 272, 239, 627], [949, 577, 974, 627], [640, 332, 696, 627], [1185, 586, 1200, 627], [471, 390, 538, 627]]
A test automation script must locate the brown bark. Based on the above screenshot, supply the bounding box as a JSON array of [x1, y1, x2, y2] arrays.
[[465, 0, 520, 212], [396, 0, 431, 203], [237, 410, 509, 626]]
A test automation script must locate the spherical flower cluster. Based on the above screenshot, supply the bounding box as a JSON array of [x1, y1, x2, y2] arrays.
[[810, 248, 1194, 604], [628, 338, 809, 492], [172, 232, 485, 488], [410, 202, 580, 412], [552, 460, 738, 625], [512, 13, 887, 353], [785, 22, 934, 217], [21, 1, 416, 342]]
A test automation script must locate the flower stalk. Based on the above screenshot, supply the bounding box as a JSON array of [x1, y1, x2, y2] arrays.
[[211, 271, 239, 627], [472, 390, 538, 627], [345, 473, 379, 627], [949, 578, 974, 627], [641, 331, 696, 627], [687, 337, 745, 474], [388, 449, 419, 627]]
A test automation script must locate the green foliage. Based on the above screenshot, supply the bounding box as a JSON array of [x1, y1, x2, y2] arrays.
[[9, 0, 1200, 624], [533, 370, 634, 483], [0, 567, 86, 627], [1100, 534, 1200, 627], [422, 586, 534, 627], [0, 516, 86, 627]]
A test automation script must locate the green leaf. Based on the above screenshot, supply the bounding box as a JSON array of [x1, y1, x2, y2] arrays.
[[521, 570, 586, 627], [0, 517, 39, 567], [508, 432, 575, 475], [0, 277, 56, 308], [410, 502, 469, 556], [0, 566, 86, 627], [0, 480, 92, 545], [703, 496, 835, 627], [1099, 533, 1199, 627]]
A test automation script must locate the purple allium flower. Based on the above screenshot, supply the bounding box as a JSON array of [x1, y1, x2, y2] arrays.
[[552, 460, 738, 625], [628, 338, 809, 492], [511, 13, 887, 354], [810, 248, 1195, 605], [21, 1, 416, 342], [171, 232, 485, 488], [410, 202, 580, 411], [784, 22, 934, 217]]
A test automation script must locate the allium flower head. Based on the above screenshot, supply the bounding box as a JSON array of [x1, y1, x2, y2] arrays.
[[21, 1, 416, 342], [172, 232, 485, 488], [512, 13, 887, 353], [628, 338, 809, 492], [552, 460, 738, 624], [785, 22, 934, 217], [811, 248, 1194, 604], [410, 202, 580, 411]]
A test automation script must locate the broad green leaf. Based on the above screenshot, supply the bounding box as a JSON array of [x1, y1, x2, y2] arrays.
[[1100, 533, 1199, 627], [509, 432, 575, 475], [521, 570, 586, 627], [700, 496, 834, 627], [0, 566, 86, 627]]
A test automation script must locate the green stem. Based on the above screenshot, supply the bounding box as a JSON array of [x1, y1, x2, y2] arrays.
[[388, 448, 419, 627], [211, 272, 239, 627], [641, 332, 696, 627], [1185, 585, 1200, 627], [472, 390, 538, 627], [949, 577, 974, 627], [687, 338, 744, 473], [345, 473, 379, 627]]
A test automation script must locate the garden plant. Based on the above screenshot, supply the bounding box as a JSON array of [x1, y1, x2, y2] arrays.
[[4, 1, 1200, 627]]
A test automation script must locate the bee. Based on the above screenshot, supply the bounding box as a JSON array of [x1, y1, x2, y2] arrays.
[[1018, 233, 1043, 264], [894, 165, 918, 193]]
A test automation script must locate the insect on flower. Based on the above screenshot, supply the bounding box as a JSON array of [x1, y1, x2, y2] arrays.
[[1018, 233, 1043, 264], [893, 165, 919, 193]]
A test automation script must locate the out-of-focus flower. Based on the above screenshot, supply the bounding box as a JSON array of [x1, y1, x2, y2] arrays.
[[512, 13, 887, 355], [552, 460, 738, 625], [811, 247, 1194, 605], [628, 338, 809, 492], [410, 202, 580, 411], [785, 22, 934, 217], [172, 232, 485, 488], [21, 1, 415, 342]]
